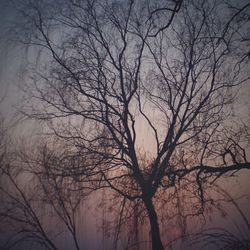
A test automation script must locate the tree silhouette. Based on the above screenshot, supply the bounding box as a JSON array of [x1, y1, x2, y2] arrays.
[[7, 0, 250, 249], [0, 137, 86, 250]]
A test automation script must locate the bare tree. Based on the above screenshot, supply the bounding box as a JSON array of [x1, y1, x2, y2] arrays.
[[7, 0, 250, 249], [0, 137, 86, 250], [181, 186, 250, 250], [0, 163, 59, 250]]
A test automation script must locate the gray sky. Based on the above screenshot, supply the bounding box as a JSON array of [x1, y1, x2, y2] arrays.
[[0, 0, 29, 124]]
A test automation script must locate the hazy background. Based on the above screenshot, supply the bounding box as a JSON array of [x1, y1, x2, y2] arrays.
[[0, 0, 250, 249]]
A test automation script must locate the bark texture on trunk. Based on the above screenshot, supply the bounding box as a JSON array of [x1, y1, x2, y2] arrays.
[[144, 198, 164, 250]]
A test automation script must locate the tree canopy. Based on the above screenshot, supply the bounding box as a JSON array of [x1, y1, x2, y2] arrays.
[[1, 0, 250, 249]]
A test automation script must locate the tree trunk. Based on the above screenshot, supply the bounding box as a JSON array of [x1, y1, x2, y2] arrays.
[[143, 197, 164, 250]]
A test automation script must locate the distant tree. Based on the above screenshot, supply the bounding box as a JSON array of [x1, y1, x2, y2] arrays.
[[0, 136, 84, 250], [7, 0, 250, 249], [182, 186, 250, 250]]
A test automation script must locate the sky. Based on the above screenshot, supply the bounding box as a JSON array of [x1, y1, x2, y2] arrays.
[[0, 1, 23, 118]]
